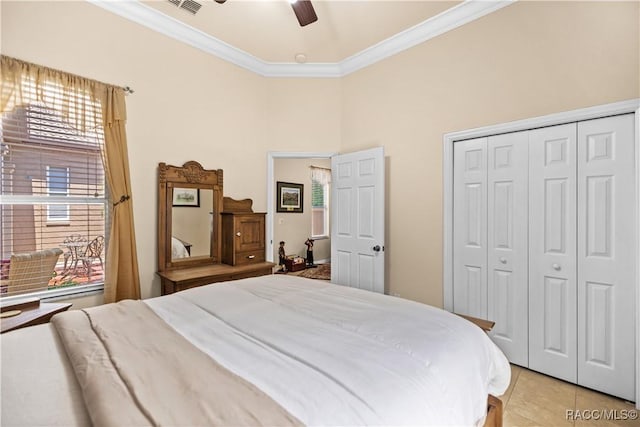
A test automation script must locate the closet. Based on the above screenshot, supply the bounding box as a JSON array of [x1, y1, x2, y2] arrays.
[[452, 114, 636, 401]]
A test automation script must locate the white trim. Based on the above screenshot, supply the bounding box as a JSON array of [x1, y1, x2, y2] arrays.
[[0, 283, 104, 305], [443, 129, 455, 311], [340, 0, 514, 76], [262, 63, 342, 79], [266, 151, 337, 263], [86, 0, 268, 74], [442, 98, 640, 404], [635, 106, 640, 409], [87, 0, 513, 78]]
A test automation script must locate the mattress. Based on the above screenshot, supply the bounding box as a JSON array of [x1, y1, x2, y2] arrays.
[[1, 275, 510, 426]]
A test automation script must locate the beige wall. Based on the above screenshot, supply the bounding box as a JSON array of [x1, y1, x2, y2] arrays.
[[341, 1, 639, 306], [0, 1, 341, 301], [2, 1, 638, 307], [274, 158, 331, 263]]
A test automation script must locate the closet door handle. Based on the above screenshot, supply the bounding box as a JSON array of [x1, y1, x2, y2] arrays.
[[552, 263, 561, 271], [499, 257, 507, 264], [236, 232, 242, 237]]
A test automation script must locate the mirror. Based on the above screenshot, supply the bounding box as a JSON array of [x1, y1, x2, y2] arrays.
[[171, 188, 213, 260], [158, 161, 223, 272]]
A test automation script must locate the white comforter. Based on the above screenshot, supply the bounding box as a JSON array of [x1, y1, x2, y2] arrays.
[[146, 275, 510, 426]]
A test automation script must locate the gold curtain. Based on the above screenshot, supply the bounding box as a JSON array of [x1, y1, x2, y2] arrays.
[[1, 55, 141, 302], [101, 87, 141, 302]]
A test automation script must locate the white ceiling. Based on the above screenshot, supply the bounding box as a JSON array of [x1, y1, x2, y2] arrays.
[[144, 0, 461, 63], [89, 0, 513, 77]]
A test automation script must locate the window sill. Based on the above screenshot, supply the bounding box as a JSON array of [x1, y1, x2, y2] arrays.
[[310, 235, 329, 240], [0, 283, 104, 305]]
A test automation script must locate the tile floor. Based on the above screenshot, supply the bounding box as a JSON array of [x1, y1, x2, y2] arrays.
[[500, 365, 640, 426]]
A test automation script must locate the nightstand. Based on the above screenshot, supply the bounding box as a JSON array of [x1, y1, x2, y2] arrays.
[[1, 298, 72, 334]]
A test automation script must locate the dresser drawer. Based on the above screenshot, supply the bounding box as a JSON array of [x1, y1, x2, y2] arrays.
[[234, 250, 266, 265]]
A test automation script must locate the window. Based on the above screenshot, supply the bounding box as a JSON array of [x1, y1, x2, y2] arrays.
[[1, 90, 107, 298], [310, 167, 330, 238], [46, 166, 70, 221]]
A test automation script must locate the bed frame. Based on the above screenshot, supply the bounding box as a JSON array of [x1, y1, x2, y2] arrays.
[[485, 395, 503, 427]]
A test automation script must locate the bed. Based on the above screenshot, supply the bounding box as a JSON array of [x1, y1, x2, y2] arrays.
[[1, 275, 510, 426], [171, 236, 190, 259]]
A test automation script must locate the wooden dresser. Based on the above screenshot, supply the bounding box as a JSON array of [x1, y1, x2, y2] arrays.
[[157, 162, 274, 296], [158, 262, 274, 295]]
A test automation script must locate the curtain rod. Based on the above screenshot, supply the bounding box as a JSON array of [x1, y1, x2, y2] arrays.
[[1, 55, 135, 95], [310, 165, 331, 171]]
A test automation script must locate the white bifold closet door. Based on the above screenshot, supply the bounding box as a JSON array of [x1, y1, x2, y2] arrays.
[[454, 113, 635, 400], [529, 123, 578, 383], [487, 132, 529, 367], [576, 115, 635, 401], [453, 133, 529, 365], [529, 115, 635, 400], [529, 123, 577, 383], [453, 138, 488, 319]]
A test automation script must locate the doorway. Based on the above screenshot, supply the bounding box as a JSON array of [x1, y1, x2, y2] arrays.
[[266, 152, 336, 267]]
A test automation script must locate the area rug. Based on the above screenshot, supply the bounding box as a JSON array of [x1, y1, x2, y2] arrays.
[[292, 263, 331, 280]]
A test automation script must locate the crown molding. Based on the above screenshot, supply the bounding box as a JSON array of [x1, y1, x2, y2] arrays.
[[261, 62, 342, 78], [87, 0, 514, 78], [339, 0, 514, 76]]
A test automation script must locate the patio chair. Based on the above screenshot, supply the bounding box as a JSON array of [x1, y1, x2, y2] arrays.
[[0, 248, 63, 296], [62, 234, 87, 274], [81, 235, 104, 280]]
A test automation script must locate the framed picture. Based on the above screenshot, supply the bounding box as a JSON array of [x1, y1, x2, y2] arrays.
[[277, 182, 303, 213], [172, 188, 200, 207]]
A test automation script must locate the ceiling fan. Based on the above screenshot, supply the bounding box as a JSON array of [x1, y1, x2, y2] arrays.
[[213, 0, 318, 27]]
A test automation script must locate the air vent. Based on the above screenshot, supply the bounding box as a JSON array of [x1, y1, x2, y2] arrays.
[[166, 0, 202, 15], [180, 0, 201, 14]]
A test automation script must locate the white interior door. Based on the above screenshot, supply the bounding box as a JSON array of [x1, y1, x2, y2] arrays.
[[577, 114, 636, 400], [528, 123, 578, 383], [331, 147, 385, 293], [452, 138, 488, 319], [487, 131, 529, 366]]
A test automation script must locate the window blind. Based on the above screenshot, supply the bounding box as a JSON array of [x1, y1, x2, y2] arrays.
[[310, 166, 330, 238], [1, 82, 107, 297]]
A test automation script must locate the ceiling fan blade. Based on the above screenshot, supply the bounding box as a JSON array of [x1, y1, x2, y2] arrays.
[[291, 0, 317, 27], [214, 0, 226, 3]]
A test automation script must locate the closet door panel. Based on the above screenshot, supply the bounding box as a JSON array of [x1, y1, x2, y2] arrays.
[[453, 138, 488, 318], [487, 131, 529, 366], [577, 114, 635, 400], [529, 123, 578, 382]]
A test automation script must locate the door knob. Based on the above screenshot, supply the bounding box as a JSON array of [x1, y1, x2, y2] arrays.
[[552, 263, 561, 271], [236, 232, 241, 237], [499, 257, 507, 264], [373, 245, 381, 252]]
